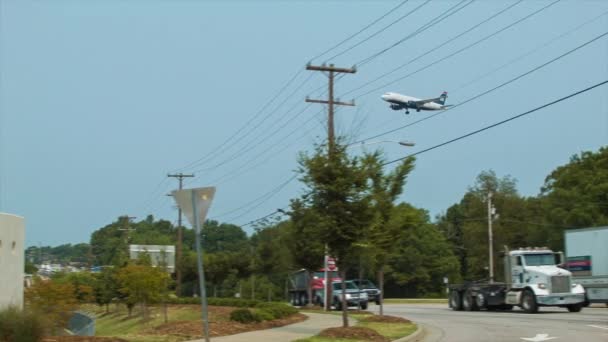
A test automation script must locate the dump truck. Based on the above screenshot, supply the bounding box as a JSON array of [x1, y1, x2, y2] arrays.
[[565, 226, 608, 305], [449, 247, 586, 313]]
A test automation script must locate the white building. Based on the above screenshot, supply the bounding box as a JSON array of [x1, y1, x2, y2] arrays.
[[0, 213, 25, 310], [129, 244, 175, 273]]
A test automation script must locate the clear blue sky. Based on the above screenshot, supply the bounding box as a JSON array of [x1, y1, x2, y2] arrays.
[[1, 0, 606, 246]]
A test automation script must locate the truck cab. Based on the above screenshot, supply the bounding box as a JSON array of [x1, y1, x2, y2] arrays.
[[504, 248, 586, 312], [449, 247, 586, 313]]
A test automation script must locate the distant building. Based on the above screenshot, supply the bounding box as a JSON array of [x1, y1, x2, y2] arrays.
[[0, 213, 25, 309], [129, 245, 175, 273]]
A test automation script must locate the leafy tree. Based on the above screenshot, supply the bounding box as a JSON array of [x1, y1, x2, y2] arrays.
[[25, 278, 79, 334], [539, 147, 608, 246], [285, 201, 325, 306], [361, 151, 415, 315], [294, 141, 372, 327], [115, 263, 169, 320], [94, 267, 119, 313], [387, 204, 461, 296]]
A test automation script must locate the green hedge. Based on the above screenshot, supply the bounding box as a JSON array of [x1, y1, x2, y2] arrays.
[[229, 308, 261, 323], [168, 297, 261, 307], [254, 302, 298, 319], [228, 302, 298, 324]]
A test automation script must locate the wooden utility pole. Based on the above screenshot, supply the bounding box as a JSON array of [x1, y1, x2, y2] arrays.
[[168, 173, 194, 296], [305, 63, 356, 154], [305, 64, 356, 313]]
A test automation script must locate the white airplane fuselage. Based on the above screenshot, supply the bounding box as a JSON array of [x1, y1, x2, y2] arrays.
[[381, 92, 444, 111]]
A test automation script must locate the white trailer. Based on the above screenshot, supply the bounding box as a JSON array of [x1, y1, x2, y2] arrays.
[[565, 226, 608, 305]]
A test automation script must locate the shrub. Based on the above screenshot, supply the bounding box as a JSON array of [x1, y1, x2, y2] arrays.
[[229, 308, 260, 323], [0, 306, 47, 342], [254, 302, 297, 319], [252, 309, 274, 322]]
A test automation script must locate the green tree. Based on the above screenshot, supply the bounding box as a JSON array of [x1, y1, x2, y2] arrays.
[[115, 264, 169, 320], [94, 267, 119, 313], [387, 204, 461, 296], [294, 141, 372, 327], [25, 278, 79, 334], [361, 151, 415, 315]]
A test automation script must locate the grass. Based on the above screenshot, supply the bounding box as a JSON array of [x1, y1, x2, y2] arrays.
[[294, 337, 364, 342], [294, 312, 417, 342], [82, 304, 207, 341], [357, 321, 417, 340]]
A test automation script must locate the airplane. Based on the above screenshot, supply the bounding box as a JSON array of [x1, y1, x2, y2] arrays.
[[381, 91, 452, 114]]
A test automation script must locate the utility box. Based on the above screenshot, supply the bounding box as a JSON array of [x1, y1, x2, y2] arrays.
[[129, 245, 175, 273], [0, 213, 25, 309]]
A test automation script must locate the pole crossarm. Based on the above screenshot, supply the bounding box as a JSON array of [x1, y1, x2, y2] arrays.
[[306, 64, 357, 73], [305, 98, 355, 106]]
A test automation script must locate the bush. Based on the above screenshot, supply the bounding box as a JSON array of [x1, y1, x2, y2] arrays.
[[252, 309, 274, 322], [254, 302, 297, 319], [0, 306, 47, 342], [229, 308, 260, 323]]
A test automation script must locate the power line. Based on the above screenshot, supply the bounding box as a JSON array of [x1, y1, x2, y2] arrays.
[[173, 68, 307, 173], [210, 112, 324, 186], [191, 103, 315, 174], [356, 30, 608, 144], [453, 9, 608, 93], [185, 73, 315, 173], [351, 0, 561, 98], [311, 0, 412, 62], [325, 0, 431, 62], [239, 208, 286, 228], [382, 80, 608, 166], [342, 0, 524, 97], [213, 174, 297, 220], [356, 0, 476, 67], [224, 175, 296, 223]]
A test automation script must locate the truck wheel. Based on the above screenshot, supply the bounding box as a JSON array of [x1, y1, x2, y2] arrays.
[[521, 290, 538, 313], [361, 301, 368, 310], [375, 299, 381, 305], [566, 304, 583, 312], [450, 290, 463, 311], [462, 290, 479, 311]]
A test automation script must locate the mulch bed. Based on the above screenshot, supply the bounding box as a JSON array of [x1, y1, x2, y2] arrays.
[[43, 338, 128, 342], [148, 312, 308, 339], [319, 326, 390, 342], [360, 315, 411, 324]]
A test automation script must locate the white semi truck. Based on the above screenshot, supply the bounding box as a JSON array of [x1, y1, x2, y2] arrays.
[[565, 226, 608, 305], [449, 247, 586, 313]]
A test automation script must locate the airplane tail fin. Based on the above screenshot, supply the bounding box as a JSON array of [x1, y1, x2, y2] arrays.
[[433, 91, 448, 105]]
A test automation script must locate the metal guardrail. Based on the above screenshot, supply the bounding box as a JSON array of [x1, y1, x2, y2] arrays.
[[67, 311, 96, 336]]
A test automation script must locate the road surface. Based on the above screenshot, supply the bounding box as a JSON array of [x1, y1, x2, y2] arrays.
[[373, 303, 608, 341]]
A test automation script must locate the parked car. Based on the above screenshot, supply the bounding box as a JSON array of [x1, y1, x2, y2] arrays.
[[352, 279, 382, 305], [316, 280, 369, 310]]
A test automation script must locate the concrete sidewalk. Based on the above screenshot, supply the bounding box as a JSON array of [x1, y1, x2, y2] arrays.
[[192, 312, 343, 342]]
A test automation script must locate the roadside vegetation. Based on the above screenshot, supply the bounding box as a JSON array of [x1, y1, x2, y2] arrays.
[[294, 312, 416, 342], [21, 146, 607, 337]]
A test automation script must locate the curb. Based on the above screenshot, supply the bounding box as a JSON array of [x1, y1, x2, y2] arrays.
[[393, 323, 424, 342]]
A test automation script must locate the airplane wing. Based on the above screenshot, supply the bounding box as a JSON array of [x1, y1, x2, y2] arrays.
[[412, 97, 441, 106]]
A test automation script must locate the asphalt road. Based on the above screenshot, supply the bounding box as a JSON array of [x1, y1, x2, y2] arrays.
[[373, 303, 608, 342]]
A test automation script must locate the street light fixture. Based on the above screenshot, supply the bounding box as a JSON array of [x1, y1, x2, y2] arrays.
[[351, 140, 415, 148]]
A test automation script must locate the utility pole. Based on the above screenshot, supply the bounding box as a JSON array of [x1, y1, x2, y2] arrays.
[[168, 173, 194, 296], [118, 215, 136, 264], [306, 63, 355, 312], [487, 192, 495, 283], [305, 63, 356, 155]]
